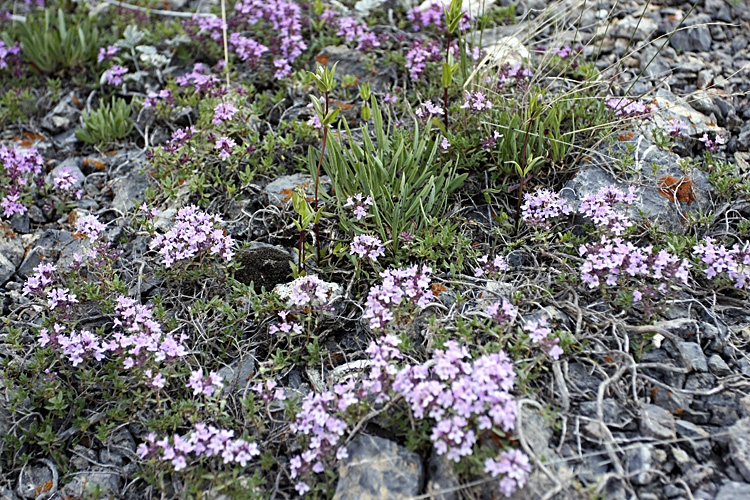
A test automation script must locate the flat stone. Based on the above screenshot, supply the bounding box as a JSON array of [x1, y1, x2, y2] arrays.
[[99, 428, 136, 467], [728, 418, 750, 482], [17, 230, 76, 277], [641, 403, 676, 439], [715, 481, 750, 500], [333, 434, 423, 500], [669, 15, 713, 53], [425, 450, 459, 500], [0, 223, 25, 267], [651, 89, 727, 140], [680, 342, 708, 372], [627, 444, 658, 485], [111, 173, 150, 214], [562, 136, 713, 234], [675, 419, 712, 460], [708, 354, 731, 376], [263, 174, 331, 208], [614, 16, 658, 41], [0, 253, 14, 286], [58, 468, 119, 499], [218, 356, 256, 395]]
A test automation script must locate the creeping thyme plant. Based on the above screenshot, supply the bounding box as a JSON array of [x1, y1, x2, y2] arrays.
[[1, 0, 750, 499]]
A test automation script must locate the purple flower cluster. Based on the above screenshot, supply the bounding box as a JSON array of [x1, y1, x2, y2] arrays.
[[666, 118, 688, 138], [97, 45, 119, 63], [287, 274, 332, 312], [404, 39, 442, 81], [579, 185, 637, 235], [51, 167, 82, 199], [350, 234, 385, 261], [176, 63, 219, 92], [337, 16, 382, 52], [39, 323, 104, 366], [407, 2, 473, 31], [524, 316, 562, 360], [496, 63, 531, 87], [460, 91, 493, 113], [487, 299, 516, 327], [23, 263, 79, 314], [75, 214, 107, 240], [482, 130, 503, 150], [188, 368, 224, 397], [104, 295, 189, 369], [474, 254, 509, 278], [699, 133, 726, 153], [605, 97, 654, 119], [289, 386, 351, 494], [363, 264, 432, 330], [521, 188, 573, 229], [693, 237, 750, 289], [214, 136, 236, 160], [0, 40, 22, 76], [485, 449, 531, 497], [142, 89, 174, 109], [393, 342, 520, 465], [137, 423, 260, 471], [234, 0, 307, 79], [415, 100, 444, 118], [212, 102, 237, 125], [344, 192, 373, 220], [103, 64, 128, 86], [579, 235, 692, 294], [285, 334, 527, 497], [228, 33, 269, 66], [149, 205, 235, 267], [1, 145, 44, 218], [268, 310, 303, 336]]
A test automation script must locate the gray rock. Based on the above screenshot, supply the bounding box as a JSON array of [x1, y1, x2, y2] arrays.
[[707, 392, 740, 426], [17, 230, 76, 277], [707, 354, 731, 376], [675, 419, 712, 460], [58, 468, 119, 499], [0, 223, 25, 267], [41, 91, 81, 133], [111, 173, 150, 214], [9, 214, 29, 234], [0, 253, 15, 286], [614, 16, 658, 41], [651, 88, 727, 139], [626, 444, 659, 485], [680, 342, 708, 372], [0, 485, 18, 500], [728, 418, 750, 482], [16, 461, 55, 499], [562, 136, 713, 234], [579, 399, 633, 429], [263, 174, 331, 208], [669, 16, 713, 53], [333, 434, 423, 500], [715, 481, 750, 500], [218, 356, 256, 395], [99, 428, 136, 467], [639, 44, 673, 80], [640, 403, 676, 439], [425, 450, 459, 500], [741, 394, 750, 418]]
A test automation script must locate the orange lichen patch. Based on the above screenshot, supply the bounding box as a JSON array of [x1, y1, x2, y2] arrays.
[[35, 480, 53, 496], [618, 131, 634, 141], [71, 95, 82, 109], [315, 54, 330, 65], [19, 140, 34, 147], [82, 158, 106, 170], [658, 176, 696, 204], [431, 283, 447, 297], [24, 132, 45, 141], [332, 101, 353, 111], [279, 188, 294, 201], [583, 156, 593, 163], [103, 150, 118, 156]]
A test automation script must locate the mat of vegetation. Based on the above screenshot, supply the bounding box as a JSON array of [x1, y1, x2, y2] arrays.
[[1, 0, 750, 498]]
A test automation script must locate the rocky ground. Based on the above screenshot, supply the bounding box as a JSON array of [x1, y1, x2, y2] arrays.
[[1, 0, 750, 499]]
